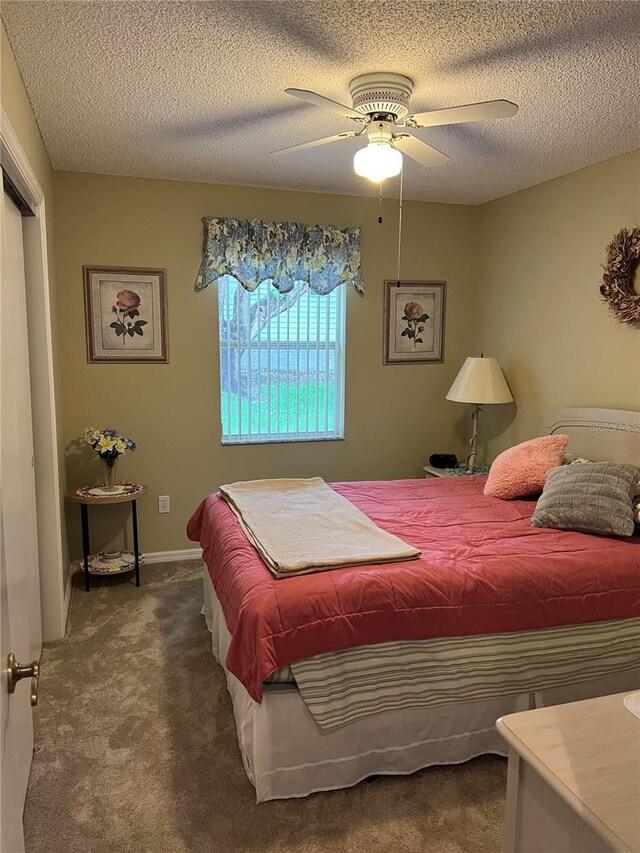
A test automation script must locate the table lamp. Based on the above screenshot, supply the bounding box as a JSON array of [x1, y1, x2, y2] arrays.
[[446, 355, 513, 473]]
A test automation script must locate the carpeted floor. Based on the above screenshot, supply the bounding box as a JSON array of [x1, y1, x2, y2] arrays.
[[24, 560, 507, 853]]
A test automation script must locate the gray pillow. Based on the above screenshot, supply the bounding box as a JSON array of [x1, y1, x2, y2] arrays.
[[531, 462, 640, 537]]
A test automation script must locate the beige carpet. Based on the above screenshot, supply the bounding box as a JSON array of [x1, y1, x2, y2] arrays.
[[24, 560, 507, 853]]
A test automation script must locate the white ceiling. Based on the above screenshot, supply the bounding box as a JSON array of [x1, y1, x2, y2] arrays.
[[2, 1, 639, 205]]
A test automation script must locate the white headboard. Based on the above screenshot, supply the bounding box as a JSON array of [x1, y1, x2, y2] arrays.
[[549, 408, 640, 466]]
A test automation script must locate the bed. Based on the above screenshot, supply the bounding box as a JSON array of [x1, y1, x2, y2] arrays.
[[188, 408, 640, 801]]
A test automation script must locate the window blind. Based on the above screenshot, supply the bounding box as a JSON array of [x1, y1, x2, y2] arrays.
[[218, 276, 345, 444]]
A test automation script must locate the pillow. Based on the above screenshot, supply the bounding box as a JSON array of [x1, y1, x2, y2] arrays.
[[484, 434, 569, 500], [531, 462, 640, 537]]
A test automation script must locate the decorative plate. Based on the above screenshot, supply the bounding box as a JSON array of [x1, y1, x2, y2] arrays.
[[87, 550, 144, 574], [445, 466, 490, 476], [76, 482, 144, 499]]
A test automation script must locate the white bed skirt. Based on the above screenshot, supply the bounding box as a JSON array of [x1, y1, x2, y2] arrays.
[[202, 569, 640, 802]]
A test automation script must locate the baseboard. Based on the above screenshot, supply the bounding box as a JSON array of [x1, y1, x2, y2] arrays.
[[143, 548, 203, 564], [62, 565, 73, 632], [68, 548, 203, 578]]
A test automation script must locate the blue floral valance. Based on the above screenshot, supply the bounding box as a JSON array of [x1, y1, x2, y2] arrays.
[[195, 216, 364, 296]]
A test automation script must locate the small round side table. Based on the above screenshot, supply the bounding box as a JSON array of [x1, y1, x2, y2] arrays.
[[68, 484, 148, 591]]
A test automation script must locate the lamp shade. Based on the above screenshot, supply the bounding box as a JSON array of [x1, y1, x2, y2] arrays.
[[446, 356, 513, 404]]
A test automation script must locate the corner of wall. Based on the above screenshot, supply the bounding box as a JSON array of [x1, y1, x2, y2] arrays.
[[474, 151, 640, 460]]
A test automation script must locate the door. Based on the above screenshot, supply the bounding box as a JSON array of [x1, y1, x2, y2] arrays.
[[1, 184, 42, 853]]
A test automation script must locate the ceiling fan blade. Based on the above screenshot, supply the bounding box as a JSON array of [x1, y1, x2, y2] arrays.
[[284, 88, 363, 120], [239, 5, 346, 64], [408, 100, 519, 128], [393, 134, 449, 168], [272, 132, 360, 156]]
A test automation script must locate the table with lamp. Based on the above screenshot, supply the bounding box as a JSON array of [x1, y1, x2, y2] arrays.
[[424, 355, 514, 478]]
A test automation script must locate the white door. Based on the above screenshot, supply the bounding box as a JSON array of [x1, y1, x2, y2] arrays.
[[1, 185, 42, 853]]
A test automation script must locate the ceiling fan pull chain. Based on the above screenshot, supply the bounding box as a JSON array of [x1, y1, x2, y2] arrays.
[[378, 184, 383, 224], [396, 164, 404, 287]]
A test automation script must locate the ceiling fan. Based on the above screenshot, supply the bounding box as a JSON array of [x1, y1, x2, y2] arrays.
[[272, 73, 518, 182]]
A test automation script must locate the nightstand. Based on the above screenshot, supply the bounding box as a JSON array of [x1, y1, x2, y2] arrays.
[[423, 465, 489, 478]]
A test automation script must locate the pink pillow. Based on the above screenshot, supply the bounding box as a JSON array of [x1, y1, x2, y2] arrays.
[[484, 435, 569, 500]]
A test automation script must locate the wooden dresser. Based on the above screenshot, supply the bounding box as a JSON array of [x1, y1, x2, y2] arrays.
[[497, 692, 640, 852]]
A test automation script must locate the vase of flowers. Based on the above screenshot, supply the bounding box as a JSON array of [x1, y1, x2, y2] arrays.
[[81, 427, 136, 492]]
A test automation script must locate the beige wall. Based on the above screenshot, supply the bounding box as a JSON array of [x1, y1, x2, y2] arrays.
[[1, 24, 70, 596], [4, 17, 639, 561], [10, 10, 636, 561], [477, 150, 640, 460], [54, 171, 480, 556]]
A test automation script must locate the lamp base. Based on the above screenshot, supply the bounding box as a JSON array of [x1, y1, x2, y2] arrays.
[[465, 404, 483, 474]]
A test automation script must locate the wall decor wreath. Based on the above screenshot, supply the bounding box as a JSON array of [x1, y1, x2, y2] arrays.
[[599, 227, 640, 327]]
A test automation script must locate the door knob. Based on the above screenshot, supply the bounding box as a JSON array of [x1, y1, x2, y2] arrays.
[[7, 653, 39, 706]]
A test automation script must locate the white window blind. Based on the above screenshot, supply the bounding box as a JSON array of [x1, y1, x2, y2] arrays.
[[218, 276, 346, 444]]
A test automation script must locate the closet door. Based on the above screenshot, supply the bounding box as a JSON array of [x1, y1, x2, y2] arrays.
[[1, 184, 41, 853]]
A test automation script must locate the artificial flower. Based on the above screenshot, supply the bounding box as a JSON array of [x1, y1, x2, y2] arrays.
[[81, 427, 137, 462]]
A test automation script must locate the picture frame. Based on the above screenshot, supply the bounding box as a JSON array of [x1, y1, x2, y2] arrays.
[[83, 265, 169, 363], [383, 280, 446, 364]]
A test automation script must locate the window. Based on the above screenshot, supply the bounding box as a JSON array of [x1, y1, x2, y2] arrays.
[[218, 276, 346, 444]]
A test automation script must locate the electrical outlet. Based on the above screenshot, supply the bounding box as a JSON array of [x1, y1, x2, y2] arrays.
[[158, 495, 170, 514]]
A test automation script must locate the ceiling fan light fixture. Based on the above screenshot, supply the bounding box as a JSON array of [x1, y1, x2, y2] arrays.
[[280, 74, 517, 178], [353, 142, 402, 183]]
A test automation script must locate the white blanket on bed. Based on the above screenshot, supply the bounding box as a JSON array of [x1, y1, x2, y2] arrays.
[[219, 477, 420, 578]]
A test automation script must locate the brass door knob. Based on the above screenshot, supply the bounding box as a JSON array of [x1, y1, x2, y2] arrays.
[[7, 653, 39, 706]]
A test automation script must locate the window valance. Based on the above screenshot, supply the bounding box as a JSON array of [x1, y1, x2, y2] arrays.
[[195, 216, 364, 296]]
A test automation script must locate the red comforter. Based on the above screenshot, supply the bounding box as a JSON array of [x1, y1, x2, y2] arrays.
[[187, 477, 640, 702]]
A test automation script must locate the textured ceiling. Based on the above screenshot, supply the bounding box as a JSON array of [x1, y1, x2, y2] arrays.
[[2, 1, 639, 204]]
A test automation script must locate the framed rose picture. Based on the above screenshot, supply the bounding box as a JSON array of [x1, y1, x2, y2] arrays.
[[83, 266, 169, 363], [383, 280, 446, 364]]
